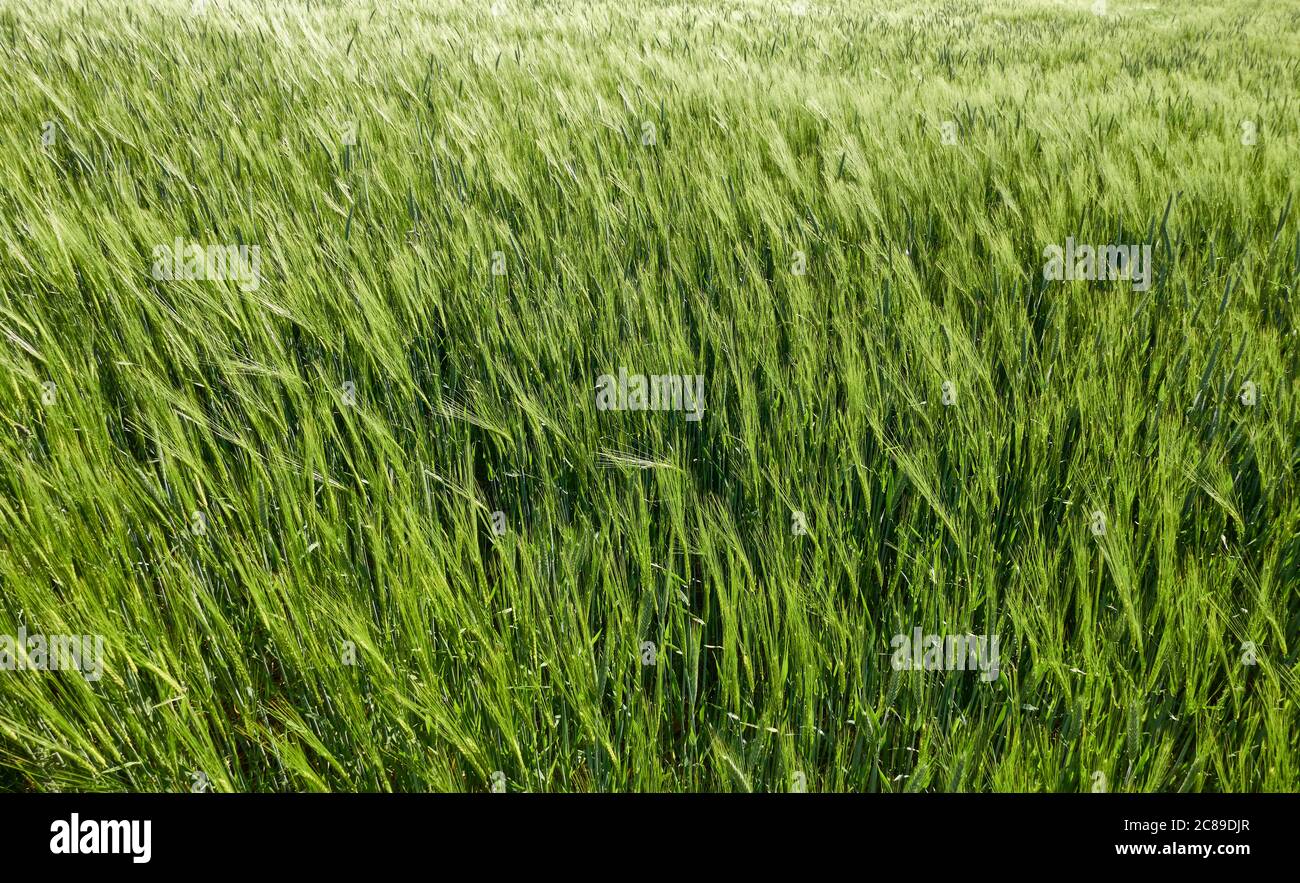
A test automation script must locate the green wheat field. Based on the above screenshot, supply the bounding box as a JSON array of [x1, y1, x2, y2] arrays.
[[1, 0, 1296, 793]]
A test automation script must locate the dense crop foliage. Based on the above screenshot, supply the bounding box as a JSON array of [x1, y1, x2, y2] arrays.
[[0, 0, 1296, 792]]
